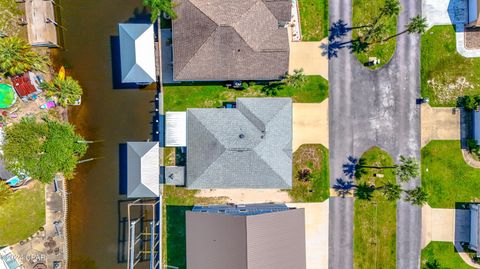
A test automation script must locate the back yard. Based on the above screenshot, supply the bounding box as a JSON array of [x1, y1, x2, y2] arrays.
[[421, 26, 480, 107], [164, 75, 329, 111], [422, 242, 474, 269]]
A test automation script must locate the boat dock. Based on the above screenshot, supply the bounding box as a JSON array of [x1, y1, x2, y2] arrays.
[[25, 0, 59, 47]]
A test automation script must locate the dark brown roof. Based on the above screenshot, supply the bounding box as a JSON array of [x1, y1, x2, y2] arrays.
[[186, 208, 306, 269], [172, 0, 291, 81]]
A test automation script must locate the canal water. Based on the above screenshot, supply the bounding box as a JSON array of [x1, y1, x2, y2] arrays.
[[55, 0, 156, 268]]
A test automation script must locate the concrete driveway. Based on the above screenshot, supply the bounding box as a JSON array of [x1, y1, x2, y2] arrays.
[[288, 27, 328, 79], [421, 104, 460, 147], [421, 205, 456, 248], [292, 101, 329, 151], [287, 201, 329, 269]]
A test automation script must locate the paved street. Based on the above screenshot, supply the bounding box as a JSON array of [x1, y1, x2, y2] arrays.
[[328, 0, 422, 268]]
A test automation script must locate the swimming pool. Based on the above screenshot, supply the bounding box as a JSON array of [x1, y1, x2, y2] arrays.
[[0, 84, 16, 109]]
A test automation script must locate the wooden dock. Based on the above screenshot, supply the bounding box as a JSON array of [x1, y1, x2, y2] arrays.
[[25, 0, 58, 47]]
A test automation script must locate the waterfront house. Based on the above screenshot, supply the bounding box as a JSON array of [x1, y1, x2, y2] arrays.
[[172, 0, 291, 81], [186, 204, 306, 269], [185, 98, 292, 189]]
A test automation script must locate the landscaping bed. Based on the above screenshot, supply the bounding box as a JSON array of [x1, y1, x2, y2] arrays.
[[288, 144, 329, 202], [298, 0, 328, 41], [0, 181, 45, 246], [164, 75, 329, 111], [421, 242, 474, 269], [352, 0, 397, 69], [421, 140, 480, 208], [421, 26, 480, 107], [354, 147, 396, 269]]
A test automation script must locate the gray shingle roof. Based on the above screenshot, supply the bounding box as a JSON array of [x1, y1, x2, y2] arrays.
[[186, 98, 292, 189], [172, 0, 291, 81]]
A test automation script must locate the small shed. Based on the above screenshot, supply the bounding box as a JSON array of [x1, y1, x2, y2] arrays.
[[126, 142, 160, 198], [165, 112, 187, 147], [118, 23, 156, 84]]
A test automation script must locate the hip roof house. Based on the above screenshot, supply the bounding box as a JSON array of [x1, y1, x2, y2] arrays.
[[172, 0, 291, 81], [186, 98, 292, 189], [186, 204, 306, 269]]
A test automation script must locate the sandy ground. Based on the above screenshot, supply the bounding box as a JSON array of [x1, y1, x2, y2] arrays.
[[421, 104, 460, 147], [293, 101, 329, 151], [421, 204, 456, 248], [286, 201, 329, 269], [196, 189, 292, 203], [288, 27, 329, 79]]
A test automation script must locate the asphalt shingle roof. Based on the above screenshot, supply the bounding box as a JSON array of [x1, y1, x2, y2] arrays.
[[172, 0, 291, 81], [186, 98, 292, 189]]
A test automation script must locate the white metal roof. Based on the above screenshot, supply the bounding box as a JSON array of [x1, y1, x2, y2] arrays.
[[119, 23, 156, 84], [471, 204, 479, 250], [166, 112, 187, 147], [127, 142, 160, 198], [474, 111, 480, 145]]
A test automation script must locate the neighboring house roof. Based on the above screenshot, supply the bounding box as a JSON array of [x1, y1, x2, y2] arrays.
[[126, 142, 160, 198], [172, 0, 291, 81], [186, 98, 292, 189], [468, 0, 480, 25], [192, 203, 289, 216], [186, 207, 306, 269], [470, 204, 480, 256], [474, 111, 480, 145], [118, 23, 156, 84]]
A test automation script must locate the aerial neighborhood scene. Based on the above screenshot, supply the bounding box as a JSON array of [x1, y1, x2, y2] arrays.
[[2, 0, 480, 268]]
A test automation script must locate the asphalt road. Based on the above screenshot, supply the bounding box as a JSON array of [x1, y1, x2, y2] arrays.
[[328, 0, 422, 268]]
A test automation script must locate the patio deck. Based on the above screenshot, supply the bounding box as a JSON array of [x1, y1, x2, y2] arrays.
[[25, 0, 58, 47]]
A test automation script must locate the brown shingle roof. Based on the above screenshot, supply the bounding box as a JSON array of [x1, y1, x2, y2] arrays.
[[186, 208, 306, 269], [173, 0, 291, 81]]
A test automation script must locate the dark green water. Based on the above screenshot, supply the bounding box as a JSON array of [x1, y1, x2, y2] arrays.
[[55, 1, 156, 268]]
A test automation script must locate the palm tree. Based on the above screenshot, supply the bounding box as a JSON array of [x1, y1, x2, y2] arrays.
[[382, 15, 428, 42], [297, 168, 312, 182], [404, 186, 429, 206], [143, 0, 177, 22], [41, 75, 83, 107], [378, 182, 402, 201], [395, 155, 420, 182], [283, 69, 306, 88], [354, 182, 375, 200], [0, 37, 49, 77], [380, 0, 401, 18]]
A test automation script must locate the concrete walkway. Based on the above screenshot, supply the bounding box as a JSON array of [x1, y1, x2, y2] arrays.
[[292, 100, 329, 151], [462, 149, 480, 168], [288, 26, 328, 79], [421, 104, 460, 147], [287, 201, 329, 269], [454, 242, 480, 268]]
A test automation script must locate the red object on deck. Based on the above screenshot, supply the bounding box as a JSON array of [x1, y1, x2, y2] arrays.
[[11, 73, 36, 98]]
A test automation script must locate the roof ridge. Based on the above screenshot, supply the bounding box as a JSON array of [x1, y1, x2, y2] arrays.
[[175, 0, 219, 79], [187, 111, 227, 184]]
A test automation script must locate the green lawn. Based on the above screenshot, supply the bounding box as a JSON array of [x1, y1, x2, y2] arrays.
[[164, 76, 329, 111], [352, 0, 397, 69], [298, 0, 328, 41], [421, 26, 480, 107], [421, 242, 475, 269], [422, 140, 480, 208], [0, 182, 45, 246], [288, 144, 329, 202], [354, 147, 397, 269]]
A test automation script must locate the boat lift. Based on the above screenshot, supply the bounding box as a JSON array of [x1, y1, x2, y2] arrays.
[[127, 198, 162, 269]]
